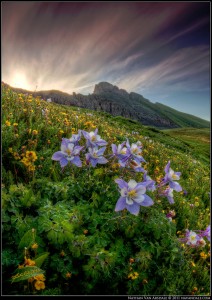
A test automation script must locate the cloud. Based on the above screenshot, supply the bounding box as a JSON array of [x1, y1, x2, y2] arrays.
[[2, 1, 210, 104]]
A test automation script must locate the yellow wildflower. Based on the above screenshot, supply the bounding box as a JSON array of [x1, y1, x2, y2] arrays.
[[34, 274, 45, 281], [31, 243, 38, 249], [66, 272, 72, 278], [5, 120, 11, 126], [32, 130, 38, 135], [25, 151, 37, 162], [24, 258, 36, 266], [34, 280, 45, 290]]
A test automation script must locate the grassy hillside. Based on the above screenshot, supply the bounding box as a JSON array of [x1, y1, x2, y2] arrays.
[[3, 82, 210, 129], [162, 128, 210, 165], [155, 102, 210, 128], [2, 83, 210, 296]]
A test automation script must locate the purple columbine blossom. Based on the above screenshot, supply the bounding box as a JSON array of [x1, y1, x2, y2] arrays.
[[160, 187, 175, 204], [82, 128, 107, 148], [128, 160, 145, 173], [85, 146, 108, 167], [126, 139, 146, 164], [196, 225, 210, 242], [68, 130, 82, 145], [143, 171, 156, 191], [162, 161, 182, 192], [114, 179, 154, 216], [111, 142, 131, 167], [52, 139, 83, 168], [179, 230, 204, 247]]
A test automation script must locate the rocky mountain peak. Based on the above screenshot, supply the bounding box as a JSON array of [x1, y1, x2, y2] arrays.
[[94, 82, 121, 95]]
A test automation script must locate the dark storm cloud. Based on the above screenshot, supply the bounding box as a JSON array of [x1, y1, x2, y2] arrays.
[[2, 1, 210, 120]]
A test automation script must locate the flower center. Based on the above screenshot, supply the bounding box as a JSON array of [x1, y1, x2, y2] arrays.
[[91, 136, 96, 141], [128, 189, 137, 199], [66, 149, 72, 156], [120, 148, 127, 154], [172, 174, 178, 180]]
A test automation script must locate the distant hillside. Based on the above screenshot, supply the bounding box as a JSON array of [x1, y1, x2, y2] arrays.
[[2, 81, 210, 129]]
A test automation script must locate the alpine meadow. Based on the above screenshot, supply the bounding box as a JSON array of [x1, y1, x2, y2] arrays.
[[2, 82, 210, 296]]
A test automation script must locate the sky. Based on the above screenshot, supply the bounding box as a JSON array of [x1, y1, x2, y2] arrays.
[[2, 1, 211, 121]]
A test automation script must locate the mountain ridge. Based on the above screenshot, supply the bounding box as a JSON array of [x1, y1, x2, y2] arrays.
[[2, 81, 209, 129]]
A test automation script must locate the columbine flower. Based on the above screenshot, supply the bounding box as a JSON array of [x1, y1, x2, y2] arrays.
[[160, 187, 175, 204], [114, 179, 154, 216], [82, 128, 107, 148], [85, 147, 108, 167], [52, 139, 83, 168], [185, 230, 200, 246], [129, 160, 145, 173], [196, 225, 210, 242], [68, 130, 82, 145], [126, 139, 146, 164], [163, 161, 182, 192], [143, 171, 156, 191], [111, 142, 131, 167], [201, 225, 210, 241]]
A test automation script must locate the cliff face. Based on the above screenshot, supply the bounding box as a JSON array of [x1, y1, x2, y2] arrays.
[[3, 81, 209, 129]]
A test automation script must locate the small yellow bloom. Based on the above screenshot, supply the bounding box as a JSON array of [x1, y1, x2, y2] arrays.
[[5, 120, 11, 126], [25, 258, 36, 266], [8, 148, 13, 153], [32, 130, 38, 135], [31, 243, 38, 249], [66, 272, 72, 278], [34, 280, 45, 290], [25, 151, 37, 162], [34, 274, 45, 281], [194, 202, 199, 207]]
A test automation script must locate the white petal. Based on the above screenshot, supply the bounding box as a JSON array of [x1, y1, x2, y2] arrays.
[[126, 197, 134, 205], [134, 194, 145, 203], [128, 179, 137, 189], [121, 188, 127, 197]]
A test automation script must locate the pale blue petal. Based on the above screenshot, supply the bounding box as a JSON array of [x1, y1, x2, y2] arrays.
[[90, 158, 98, 167], [60, 157, 68, 168], [141, 194, 154, 206], [97, 157, 108, 164], [170, 181, 182, 192], [111, 144, 117, 154], [167, 196, 175, 204], [115, 197, 127, 212], [52, 151, 64, 161], [97, 147, 106, 156], [115, 179, 128, 189], [126, 203, 140, 215], [71, 156, 82, 167]]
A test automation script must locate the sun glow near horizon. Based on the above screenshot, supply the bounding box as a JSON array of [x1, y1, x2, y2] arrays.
[[9, 72, 32, 90]]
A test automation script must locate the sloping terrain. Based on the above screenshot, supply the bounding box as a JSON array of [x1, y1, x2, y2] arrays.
[[2, 81, 210, 129]]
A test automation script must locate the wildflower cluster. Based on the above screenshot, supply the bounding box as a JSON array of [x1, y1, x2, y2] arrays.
[[157, 161, 182, 204], [51, 129, 183, 215], [21, 151, 38, 172], [179, 225, 210, 248]]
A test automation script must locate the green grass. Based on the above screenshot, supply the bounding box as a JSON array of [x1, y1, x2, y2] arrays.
[[2, 83, 210, 296], [162, 128, 210, 165]]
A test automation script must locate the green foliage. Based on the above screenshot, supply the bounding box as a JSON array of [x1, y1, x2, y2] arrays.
[[11, 266, 45, 283]]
